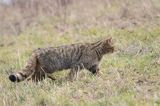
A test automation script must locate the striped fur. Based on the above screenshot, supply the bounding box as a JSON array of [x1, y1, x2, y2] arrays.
[[9, 38, 114, 82]]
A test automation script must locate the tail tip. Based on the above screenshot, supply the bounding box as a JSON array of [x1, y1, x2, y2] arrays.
[[9, 74, 17, 82]]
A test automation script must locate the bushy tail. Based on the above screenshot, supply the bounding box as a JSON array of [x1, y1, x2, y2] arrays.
[[9, 53, 37, 82]]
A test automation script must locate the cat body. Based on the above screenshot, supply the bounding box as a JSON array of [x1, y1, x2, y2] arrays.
[[9, 38, 114, 82]]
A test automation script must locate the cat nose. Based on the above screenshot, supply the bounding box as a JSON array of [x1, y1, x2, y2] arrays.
[[112, 47, 118, 52]]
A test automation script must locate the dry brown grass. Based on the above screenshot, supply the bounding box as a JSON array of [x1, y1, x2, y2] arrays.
[[0, 0, 160, 35]]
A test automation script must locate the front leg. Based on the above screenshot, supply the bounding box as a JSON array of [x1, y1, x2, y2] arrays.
[[68, 65, 81, 81], [88, 65, 100, 75]]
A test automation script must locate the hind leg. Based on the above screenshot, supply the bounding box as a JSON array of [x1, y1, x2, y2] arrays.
[[26, 63, 46, 82], [27, 65, 56, 82], [27, 69, 45, 82], [68, 65, 82, 81], [27, 73, 56, 82]]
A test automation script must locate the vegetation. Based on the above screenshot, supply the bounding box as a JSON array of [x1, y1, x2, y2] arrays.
[[0, 0, 160, 106]]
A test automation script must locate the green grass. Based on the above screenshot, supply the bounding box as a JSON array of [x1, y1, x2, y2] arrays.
[[0, 26, 160, 106]]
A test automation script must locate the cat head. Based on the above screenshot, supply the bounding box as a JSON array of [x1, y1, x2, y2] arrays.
[[102, 37, 115, 54]]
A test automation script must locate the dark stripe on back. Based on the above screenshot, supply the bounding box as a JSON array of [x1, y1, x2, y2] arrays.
[[91, 41, 102, 50], [76, 45, 86, 61], [95, 49, 101, 60]]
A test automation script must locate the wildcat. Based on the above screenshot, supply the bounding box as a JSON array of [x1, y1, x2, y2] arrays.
[[9, 37, 114, 82]]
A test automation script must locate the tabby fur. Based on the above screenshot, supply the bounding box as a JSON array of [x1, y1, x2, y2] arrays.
[[9, 38, 114, 82]]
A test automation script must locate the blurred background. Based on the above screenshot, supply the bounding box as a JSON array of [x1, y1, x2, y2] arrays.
[[0, 0, 160, 36]]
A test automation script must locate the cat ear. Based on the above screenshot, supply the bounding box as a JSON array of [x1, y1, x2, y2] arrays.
[[107, 37, 112, 43]]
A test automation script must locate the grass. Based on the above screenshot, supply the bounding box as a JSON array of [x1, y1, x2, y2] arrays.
[[0, 24, 160, 106]]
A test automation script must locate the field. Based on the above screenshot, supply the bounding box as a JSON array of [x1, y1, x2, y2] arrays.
[[0, 0, 160, 106]]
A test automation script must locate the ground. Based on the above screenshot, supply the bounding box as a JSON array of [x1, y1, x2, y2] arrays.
[[0, 25, 160, 106]]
